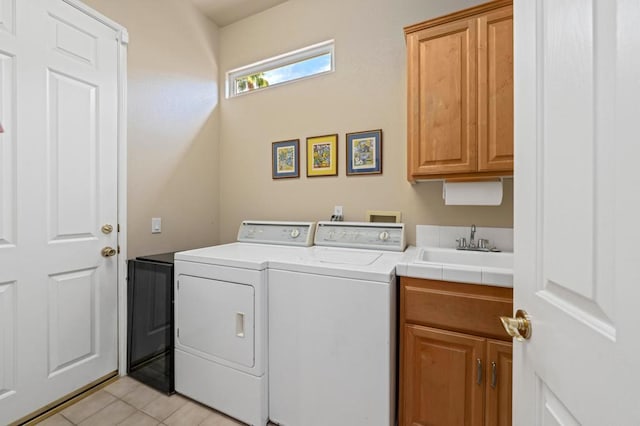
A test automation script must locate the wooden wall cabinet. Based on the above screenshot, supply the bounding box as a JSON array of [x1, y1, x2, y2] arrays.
[[405, 1, 513, 182], [399, 277, 513, 426]]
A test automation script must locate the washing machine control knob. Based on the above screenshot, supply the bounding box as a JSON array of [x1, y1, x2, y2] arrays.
[[379, 231, 390, 241], [290, 228, 300, 238]]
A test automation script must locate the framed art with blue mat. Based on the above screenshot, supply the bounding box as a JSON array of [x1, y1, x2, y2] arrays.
[[272, 139, 300, 179], [346, 129, 382, 175]]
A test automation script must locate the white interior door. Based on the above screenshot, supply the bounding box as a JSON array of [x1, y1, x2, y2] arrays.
[[0, 0, 120, 423], [514, 0, 640, 424]]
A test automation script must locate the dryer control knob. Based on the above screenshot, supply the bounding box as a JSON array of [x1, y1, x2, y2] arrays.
[[379, 231, 390, 241], [290, 229, 300, 238]]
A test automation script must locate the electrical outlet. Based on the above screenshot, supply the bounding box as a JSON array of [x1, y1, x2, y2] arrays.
[[334, 206, 343, 216], [151, 217, 162, 234]]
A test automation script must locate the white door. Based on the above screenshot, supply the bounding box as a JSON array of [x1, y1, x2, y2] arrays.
[[514, 0, 640, 424], [0, 0, 120, 423]]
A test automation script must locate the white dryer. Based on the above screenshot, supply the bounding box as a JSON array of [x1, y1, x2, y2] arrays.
[[267, 221, 406, 426], [174, 221, 314, 426]]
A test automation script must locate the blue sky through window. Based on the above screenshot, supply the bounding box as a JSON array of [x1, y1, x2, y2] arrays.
[[263, 53, 332, 85], [228, 40, 334, 97]]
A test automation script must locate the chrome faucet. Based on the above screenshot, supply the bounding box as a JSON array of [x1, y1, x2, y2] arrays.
[[455, 225, 500, 252], [469, 224, 476, 248]]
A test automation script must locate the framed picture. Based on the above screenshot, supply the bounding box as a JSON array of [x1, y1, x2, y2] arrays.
[[306, 134, 338, 177], [346, 129, 382, 175], [272, 139, 300, 179]]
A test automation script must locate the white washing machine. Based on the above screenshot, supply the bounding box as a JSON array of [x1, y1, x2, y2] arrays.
[[267, 221, 406, 426], [174, 221, 315, 426]]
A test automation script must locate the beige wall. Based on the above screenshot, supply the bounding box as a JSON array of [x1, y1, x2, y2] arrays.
[[82, 0, 513, 253], [218, 0, 514, 245], [82, 0, 221, 258]]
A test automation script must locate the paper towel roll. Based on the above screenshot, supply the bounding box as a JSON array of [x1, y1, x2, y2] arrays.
[[442, 180, 503, 206]]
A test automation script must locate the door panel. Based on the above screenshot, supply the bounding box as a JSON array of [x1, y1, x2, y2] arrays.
[[47, 268, 98, 376], [0, 0, 15, 36], [47, 71, 98, 241], [402, 325, 484, 426], [0, 281, 15, 400], [477, 6, 513, 172], [176, 275, 255, 368], [540, 0, 608, 311], [539, 383, 580, 426], [0, 51, 14, 248], [49, 13, 97, 67], [407, 18, 477, 175], [421, 29, 466, 162], [514, 0, 640, 424], [485, 340, 511, 426]]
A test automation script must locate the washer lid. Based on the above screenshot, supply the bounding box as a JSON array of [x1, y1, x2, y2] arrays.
[[309, 247, 382, 265], [269, 247, 404, 282]]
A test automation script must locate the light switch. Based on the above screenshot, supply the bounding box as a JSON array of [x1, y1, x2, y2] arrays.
[[152, 217, 161, 234]]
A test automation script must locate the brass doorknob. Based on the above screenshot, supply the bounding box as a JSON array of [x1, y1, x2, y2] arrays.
[[101, 247, 117, 257], [101, 224, 114, 234], [500, 309, 532, 341]]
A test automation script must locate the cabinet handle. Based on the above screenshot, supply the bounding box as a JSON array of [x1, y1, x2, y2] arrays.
[[476, 358, 483, 385], [491, 361, 497, 389]]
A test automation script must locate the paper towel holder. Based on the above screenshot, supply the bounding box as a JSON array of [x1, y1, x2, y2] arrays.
[[442, 177, 505, 206]]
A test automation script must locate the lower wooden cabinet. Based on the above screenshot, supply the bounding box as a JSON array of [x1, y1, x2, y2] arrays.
[[399, 277, 513, 426]]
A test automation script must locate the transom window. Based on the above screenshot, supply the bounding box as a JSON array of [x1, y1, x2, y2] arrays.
[[226, 40, 335, 98]]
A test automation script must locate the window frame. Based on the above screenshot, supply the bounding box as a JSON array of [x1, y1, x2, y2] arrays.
[[225, 39, 335, 98]]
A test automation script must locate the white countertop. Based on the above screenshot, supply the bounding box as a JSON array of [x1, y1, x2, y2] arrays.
[[395, 246, 513, 288]]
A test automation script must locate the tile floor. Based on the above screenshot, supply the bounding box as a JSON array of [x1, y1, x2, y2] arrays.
[[37, 376, 245, 426]]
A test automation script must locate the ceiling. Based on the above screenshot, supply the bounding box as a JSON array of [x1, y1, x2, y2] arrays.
[[191, 0, 289, 27]]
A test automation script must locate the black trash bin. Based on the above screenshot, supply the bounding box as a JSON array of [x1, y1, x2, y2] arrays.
[[127, 252, 175, 394]]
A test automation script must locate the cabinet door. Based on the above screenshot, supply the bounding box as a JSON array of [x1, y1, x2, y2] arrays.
[[401, 324, 484, 426], [477, 6, 513, 172], [407, 18, 477, 178], [485, 339, 513, 426]]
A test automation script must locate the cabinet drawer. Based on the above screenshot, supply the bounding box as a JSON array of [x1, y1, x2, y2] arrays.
[[401, 277, 513, 340]]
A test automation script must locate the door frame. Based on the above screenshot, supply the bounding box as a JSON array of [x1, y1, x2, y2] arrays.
[[62, 0, 129, 376]]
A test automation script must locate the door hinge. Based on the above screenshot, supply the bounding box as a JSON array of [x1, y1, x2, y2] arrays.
[[177, 328, 180, 338]]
